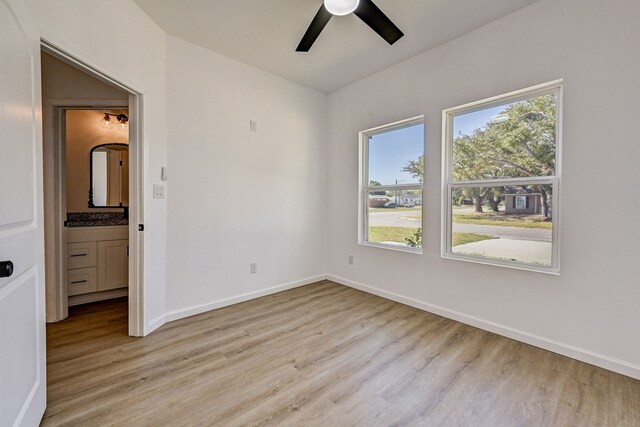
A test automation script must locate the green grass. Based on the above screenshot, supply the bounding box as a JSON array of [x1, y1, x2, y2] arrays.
[[452, 233, 496, 246], [452, 212, 552, 230], [368, 226, 415, 244], [368, 226, 495, 247]]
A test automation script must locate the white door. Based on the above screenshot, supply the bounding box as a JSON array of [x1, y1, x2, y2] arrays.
[[0, 0, 46, 426]]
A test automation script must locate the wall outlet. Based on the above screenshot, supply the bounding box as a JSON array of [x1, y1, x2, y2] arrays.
[[348, 255, 354, 265], [250, 263, 258, 274], [250, 120, 258, 133]]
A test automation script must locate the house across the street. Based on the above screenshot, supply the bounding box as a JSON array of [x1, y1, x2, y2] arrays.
[[504, 189, 542, 214], [402, 193, 423, 206]]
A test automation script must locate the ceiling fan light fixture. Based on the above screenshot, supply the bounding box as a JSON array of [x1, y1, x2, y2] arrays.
[[324, 0, 359, 16], [297, 0, 403, 52]]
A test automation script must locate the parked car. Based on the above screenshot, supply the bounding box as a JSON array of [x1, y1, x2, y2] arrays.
[[401, 202, 415, 208], [383, 202, 397, 208]]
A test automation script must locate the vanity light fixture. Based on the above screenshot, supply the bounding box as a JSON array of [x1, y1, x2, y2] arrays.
[[101, 112, 129, 131]]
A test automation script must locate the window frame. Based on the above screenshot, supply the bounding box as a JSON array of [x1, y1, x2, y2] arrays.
[[441, 80, 563, 274], [515, 196, 527, 210], [359, 115, 425, 254]]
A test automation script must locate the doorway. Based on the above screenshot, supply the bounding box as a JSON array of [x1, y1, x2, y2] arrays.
[[41, 42, 145, 336]]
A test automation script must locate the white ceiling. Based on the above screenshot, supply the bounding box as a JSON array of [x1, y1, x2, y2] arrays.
[[133, 0, 541, 93]]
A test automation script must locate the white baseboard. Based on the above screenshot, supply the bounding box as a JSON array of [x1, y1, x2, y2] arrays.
[[147, 314, 166, 335], [68, 288, 128, 307], [327, 274, 640, 380], [163, 275, 327, 323]]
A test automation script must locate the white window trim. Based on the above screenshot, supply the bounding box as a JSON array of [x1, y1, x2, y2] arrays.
[[359, 115, 425, 254], [441, 80, 563, 274]]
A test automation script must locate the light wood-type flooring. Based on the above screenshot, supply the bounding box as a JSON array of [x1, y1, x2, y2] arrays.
[[42, 280, 640, 426]]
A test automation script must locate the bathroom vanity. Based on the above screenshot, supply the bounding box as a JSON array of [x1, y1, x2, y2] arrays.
[[66, 224, 128, 306], [62, 140, 131, 306]]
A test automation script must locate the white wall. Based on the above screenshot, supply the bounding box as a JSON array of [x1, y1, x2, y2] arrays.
[[25, 0, 168, 332], [326, 0, 640, 377], [163, 37, 327, 319]]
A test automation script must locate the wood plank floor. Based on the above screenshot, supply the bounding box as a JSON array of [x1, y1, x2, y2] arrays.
[[42, 281, 640, 426]]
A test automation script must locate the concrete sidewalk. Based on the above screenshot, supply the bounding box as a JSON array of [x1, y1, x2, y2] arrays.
[[453, 238, 552, 265], [452, 223, 551, 242]]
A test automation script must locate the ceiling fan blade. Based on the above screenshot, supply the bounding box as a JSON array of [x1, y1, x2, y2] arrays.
[[296, 4, 333, 52], [354, 0, 404, 45]]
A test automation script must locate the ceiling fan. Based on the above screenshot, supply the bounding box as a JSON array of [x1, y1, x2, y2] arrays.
[[296, 0, 404, 52]]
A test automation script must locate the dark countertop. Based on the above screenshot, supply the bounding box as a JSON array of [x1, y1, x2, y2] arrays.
[[66, 212, 128, 228]]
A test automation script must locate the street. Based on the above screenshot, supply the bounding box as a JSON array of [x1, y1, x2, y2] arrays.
[[369, 209, 551, 242], [370, 208, 552, 265]]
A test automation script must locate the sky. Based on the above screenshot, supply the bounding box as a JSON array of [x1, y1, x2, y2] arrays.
[[453, 105, 503, 136], [368, 106, 503, 185], [368, 123, 424, 185]]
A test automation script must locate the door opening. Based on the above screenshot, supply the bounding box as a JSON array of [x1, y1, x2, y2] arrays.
[[41, 42, 144, 336]]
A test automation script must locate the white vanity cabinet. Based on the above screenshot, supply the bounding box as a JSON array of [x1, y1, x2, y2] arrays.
[[98, 239, 129, 290], [66, 226, 128, 305]]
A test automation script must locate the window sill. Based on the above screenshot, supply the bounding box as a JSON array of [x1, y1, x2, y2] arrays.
[[442, 252, 559, 275], [360, 241, 423, 255]]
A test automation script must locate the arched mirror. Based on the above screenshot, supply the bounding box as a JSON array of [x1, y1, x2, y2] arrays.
[[89, 143, 129, 208]]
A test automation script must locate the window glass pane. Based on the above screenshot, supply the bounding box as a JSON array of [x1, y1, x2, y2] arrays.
[[368, 123, 424, 186], [367, 190, 422, 248], [452, 93, 557, 181], [451, 184, 553, 267]]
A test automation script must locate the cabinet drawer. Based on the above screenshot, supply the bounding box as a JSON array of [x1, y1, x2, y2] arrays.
[[67, 267, 98, 296], [67, 242, 97, 269]]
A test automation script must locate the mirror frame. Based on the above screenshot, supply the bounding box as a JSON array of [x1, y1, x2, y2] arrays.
[[88, 143, 129, 208]]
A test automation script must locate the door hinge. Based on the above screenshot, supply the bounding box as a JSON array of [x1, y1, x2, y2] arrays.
[[138, 224, 144, 231]]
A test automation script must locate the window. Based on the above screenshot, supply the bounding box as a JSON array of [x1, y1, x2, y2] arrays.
[[359, 116, 424, 252], [442, 81, 562, 273]]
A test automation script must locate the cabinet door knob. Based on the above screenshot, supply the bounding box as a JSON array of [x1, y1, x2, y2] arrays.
[[0, 261, 14, 278]]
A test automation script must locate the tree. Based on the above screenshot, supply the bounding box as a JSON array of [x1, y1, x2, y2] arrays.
[[467, 187, 491, 213], [369, 180, 386, 196], [452, 94, 557, 219], [453, 133, 502, 212], [452, 188, 465, 206], [405, 228, 422, 248], [487, 187, 504, 212], [402, 155, 424, 183]]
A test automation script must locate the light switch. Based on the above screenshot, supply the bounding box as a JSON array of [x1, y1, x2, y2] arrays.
[[153, 184, 165, 199]]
